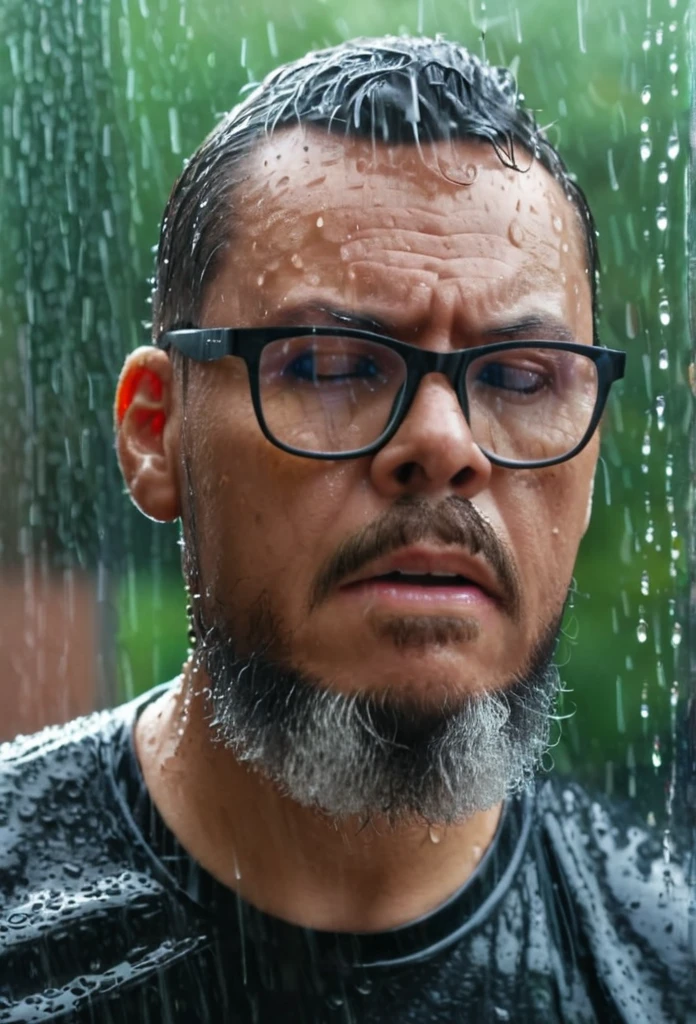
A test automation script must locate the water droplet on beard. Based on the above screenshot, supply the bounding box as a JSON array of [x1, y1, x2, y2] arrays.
[[508, 220, 524, 247]]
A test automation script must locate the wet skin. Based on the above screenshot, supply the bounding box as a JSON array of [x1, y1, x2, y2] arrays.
[[117, 129, 597, 930]]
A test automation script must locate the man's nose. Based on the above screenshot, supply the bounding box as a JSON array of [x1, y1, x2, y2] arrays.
[[368, 373, 493, 499]]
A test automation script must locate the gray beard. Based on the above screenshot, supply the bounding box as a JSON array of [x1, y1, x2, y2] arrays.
[[193, 599, 564, 827]]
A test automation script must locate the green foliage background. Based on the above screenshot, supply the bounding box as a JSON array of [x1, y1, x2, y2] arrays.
[[0, 0, 691, 817]]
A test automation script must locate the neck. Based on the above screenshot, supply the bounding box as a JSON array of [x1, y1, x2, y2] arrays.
[[134, 674, 503, 933]]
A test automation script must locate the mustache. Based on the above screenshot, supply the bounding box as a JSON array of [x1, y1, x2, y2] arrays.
[[309, 495, 521, 620]]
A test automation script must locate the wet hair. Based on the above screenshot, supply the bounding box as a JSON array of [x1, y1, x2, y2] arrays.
[[152, 35, 600, 343]]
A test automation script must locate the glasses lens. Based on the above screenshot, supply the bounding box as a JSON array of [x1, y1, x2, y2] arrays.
[[259, 334, 407, 454], [466, 346, 599, 464]]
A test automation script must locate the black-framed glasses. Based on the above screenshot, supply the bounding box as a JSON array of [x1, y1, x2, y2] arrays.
[[158, 326, 626, 468]]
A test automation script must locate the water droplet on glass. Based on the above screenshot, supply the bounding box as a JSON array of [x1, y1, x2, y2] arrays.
[[658, 162, 669, 185], [641, 432, 651, 457], [658, 347, 669, 369], [658, 300, 671, 326], [670, 623, 682, 648], [655, 395, 666, 430], [640, 86, 651, 105], [640, 117, 651, 133], [636, 619, 648, 643], [640, 571, 650, 596], [640, 138, 652, 162], [667, 129, 680, 160], [316, 216, 324, 228], [651, 737, 662, 768]]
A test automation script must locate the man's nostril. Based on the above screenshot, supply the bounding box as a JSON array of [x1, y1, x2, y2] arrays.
[[395, 462, 417, 486], [451, 466, 476, 489]]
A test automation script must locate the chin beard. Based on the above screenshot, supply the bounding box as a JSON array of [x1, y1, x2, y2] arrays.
[[190, 597, 564, 828]]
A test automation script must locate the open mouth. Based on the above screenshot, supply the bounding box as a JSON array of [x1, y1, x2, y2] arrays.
[[363, 571, 477, 587]]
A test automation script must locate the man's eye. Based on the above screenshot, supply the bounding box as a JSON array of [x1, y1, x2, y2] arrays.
[[285, 352, 381, 382], [475, 362, 548, 395]]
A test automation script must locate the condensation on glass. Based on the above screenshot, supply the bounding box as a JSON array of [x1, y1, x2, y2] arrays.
[[0, 0, 693, 945]]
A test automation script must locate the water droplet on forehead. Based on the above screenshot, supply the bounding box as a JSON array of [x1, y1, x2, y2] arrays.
[[507, 221, 524, 247]]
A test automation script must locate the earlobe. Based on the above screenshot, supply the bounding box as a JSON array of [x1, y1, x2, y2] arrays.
[[115, 347, 181, 522]]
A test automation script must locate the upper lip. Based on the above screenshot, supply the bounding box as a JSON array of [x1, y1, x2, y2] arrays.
[[339, 545, 503, 602]]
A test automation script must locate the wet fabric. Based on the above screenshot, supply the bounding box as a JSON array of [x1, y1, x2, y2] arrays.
[[0, 684, 692, 1024]]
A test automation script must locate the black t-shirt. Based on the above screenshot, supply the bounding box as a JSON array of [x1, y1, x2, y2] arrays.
[[0, 684, 691, 1024]]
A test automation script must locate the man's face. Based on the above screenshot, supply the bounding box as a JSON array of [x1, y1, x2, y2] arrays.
[[181, 129, 596, 711]]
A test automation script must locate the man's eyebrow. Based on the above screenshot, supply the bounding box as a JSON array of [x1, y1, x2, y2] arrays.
[[482, 315, 577, 343], [272, 303, 390, 333], [274, 304, 578, 344]]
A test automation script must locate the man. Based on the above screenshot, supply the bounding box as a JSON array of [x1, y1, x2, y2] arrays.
[[0, 36, 691, 1024]]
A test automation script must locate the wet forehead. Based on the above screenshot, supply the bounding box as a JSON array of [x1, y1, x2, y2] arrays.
[[205, 128, 591, 337]]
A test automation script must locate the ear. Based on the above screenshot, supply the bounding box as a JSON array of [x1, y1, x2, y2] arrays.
[[582, 473, 595, 536], [115, 346, 181, 522]]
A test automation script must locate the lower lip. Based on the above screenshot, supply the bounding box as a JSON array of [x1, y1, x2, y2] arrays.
[[338, 579, 497, 609]]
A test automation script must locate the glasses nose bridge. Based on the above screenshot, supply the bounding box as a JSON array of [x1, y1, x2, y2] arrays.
[[413, 347, 470, 412]]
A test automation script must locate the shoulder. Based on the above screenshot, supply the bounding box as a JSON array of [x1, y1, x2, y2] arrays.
[[533, 776, 693, 1020], [0, 685, 206, 1019], [0, 684, 176, 902]]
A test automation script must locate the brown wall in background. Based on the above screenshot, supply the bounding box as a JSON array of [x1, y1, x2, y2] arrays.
[[0, 571, 98, 741]]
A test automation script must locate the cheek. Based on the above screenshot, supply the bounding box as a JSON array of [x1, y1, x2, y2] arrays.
[[502, 463, 593, 608], [188, 397, 360, 601]]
